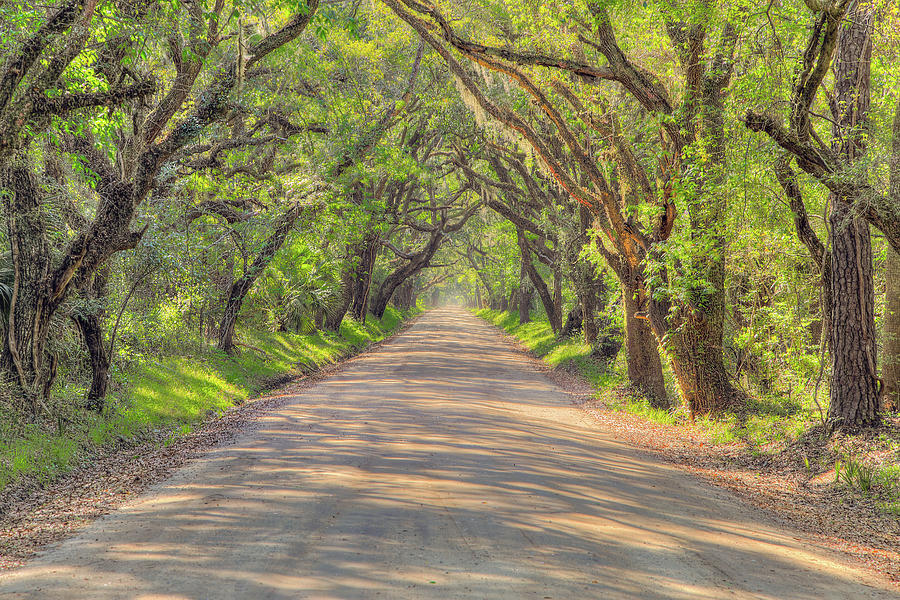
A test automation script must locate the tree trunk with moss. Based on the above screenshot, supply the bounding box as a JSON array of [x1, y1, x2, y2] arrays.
[[885, 245, 900, 411], [2, 160, 56, 415], [73, 268, 112, 412], [350, 234, 379, 320], [622, 279, 667, 407]]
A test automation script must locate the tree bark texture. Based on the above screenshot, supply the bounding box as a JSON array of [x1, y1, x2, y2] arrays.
[[72, 268, 112, 411], [828, 204, 879, 425], [518, 284, 532, 325], [826, 2, 880, 427], [395, 281, 415, 310], [884, 245, 900, 410], [622, 280, 667, 408], [653, 309, 740, 416], [3, 158, 57, 414], [73, 311, 109, 410], [350, 234, 379, 320]]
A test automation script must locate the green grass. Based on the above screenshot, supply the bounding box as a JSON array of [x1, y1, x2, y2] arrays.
[[621, 396, 678, 425], [0, 306, 416, 493], [474, 308, 623, 390]]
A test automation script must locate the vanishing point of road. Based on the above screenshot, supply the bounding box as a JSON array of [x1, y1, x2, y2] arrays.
[[0, 307, 895, 599]]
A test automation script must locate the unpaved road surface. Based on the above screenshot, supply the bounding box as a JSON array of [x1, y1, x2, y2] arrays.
[[0, 307, 895, 599]]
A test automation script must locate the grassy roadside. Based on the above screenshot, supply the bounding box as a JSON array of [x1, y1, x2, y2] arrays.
[[474, 308, 623, 389], [475, 307, 900, 514], [475, 307, 814, 441], [0, 306, 417, 494]]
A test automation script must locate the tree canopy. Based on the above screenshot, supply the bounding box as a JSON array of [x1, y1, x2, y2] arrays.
[[0, 0, 898, 463]]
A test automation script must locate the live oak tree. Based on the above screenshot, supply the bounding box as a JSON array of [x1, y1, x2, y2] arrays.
[[2, 0, 319, 412], [452, 143, 560, 329]]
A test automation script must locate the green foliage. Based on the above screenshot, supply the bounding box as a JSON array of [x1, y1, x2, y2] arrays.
[[250, 239, 342, 333], [833, 453, 900, 507], [835, 455, 872, 493]]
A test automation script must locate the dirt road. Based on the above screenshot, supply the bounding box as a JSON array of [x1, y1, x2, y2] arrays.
[[0, 307, 895, 599]]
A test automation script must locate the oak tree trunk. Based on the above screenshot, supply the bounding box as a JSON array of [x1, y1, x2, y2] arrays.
[[663, 27, 741, 416], [518, 284, 532, 324], [396, 281, 415, 310], [73, 311, 110, 411], [622, 280, 667, 408], [71, 265, 114, 412], [218, 278, 253, 355], [517, 229, 561, 333], [646, 301, 742, 416], [884, 245, 900, 410], [3, 159, 57, 415], [350, 235, 378, 320], [370, 231, 442, 319]]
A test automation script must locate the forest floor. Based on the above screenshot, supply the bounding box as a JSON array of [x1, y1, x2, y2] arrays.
[[0, 306, 894, 599], [479, 314, 900, 585], [575, 377, 900, 584]]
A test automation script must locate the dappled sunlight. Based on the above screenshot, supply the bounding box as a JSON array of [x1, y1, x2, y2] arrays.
[[0, 308, 893, 599]]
